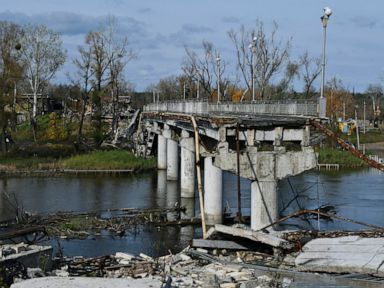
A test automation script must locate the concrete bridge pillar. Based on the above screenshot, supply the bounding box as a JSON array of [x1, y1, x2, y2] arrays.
[[156, 170, 167, 207], [204, 156, 223, 225], [251, 180, 278, 230], [157, 134, 167, 170], [180, 130, 195, 198], [166, 180, 178, 221], [163, 125, 178, 181]]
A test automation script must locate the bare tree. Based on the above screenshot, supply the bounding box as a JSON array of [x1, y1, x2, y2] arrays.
[[72, 43, 94, 150], [77, 17, 136, 146], [20, 24, 66, 136], [228, 22, 291, 100], [366, 84, 383, 121], [182, 41, 229, 101], [299, 51, 321, 98], [272, 61, 300, 98], [103, 16, 136, 135], [0, 21, 23, 153]]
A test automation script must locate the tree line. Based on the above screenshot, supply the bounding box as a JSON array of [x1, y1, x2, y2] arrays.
[[0, 18, 382, 153]]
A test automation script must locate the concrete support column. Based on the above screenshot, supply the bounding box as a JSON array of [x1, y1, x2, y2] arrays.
[[157, 135, 167, 170], [251, 180, 278, 230], [166, 180, 178, 221], [166, 139, 178, 180], [163, 126, 178, 181], [156, 170, 167, 207], [204, 157, 223, 225], [180, 131, 195, 198]]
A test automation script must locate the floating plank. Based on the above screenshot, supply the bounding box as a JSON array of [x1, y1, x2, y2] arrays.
[[209, 224, 293, 249], [295, 236, 384, 277], [192, 239, 249, 250]]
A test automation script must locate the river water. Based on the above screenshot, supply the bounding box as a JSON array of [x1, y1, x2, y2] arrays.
[[0, 168, 383, 257]]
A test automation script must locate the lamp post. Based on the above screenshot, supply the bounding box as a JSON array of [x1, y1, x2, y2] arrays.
[[319, 6, 332, 118], [216, 56, 221, 104], [250, 36, 257, 103]]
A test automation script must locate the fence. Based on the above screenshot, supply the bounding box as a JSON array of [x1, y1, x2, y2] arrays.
[[143, 99, 318, 117]]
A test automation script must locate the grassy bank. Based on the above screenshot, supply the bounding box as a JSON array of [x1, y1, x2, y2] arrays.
[[0, 150, 156, 172], [317, 147, 366, 167], [59, 150, 156, 171]]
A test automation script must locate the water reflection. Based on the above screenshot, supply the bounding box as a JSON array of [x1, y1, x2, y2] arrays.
[[0, 167, 383, 257], [279, 168, 384, 230]]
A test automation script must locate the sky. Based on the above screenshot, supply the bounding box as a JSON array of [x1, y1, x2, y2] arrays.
[[1, 0, 384, 92]]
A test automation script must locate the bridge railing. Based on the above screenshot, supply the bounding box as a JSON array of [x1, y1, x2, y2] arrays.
[[143, 99, 318, 116]]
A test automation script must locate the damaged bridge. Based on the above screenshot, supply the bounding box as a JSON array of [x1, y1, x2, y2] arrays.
[[138, 100, 320, 231]]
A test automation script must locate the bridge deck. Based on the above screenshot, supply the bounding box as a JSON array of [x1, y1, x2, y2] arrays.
[[143, 111, 310, 129]]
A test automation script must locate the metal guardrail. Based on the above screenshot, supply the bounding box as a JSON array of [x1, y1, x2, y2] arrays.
[[143, 100, 318, 117]]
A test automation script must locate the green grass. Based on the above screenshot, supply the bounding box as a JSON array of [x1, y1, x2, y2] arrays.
[[317, 147, 365, 167], [0, 156, 57, 169], [337, 129, 384, 144], [59, 150, 156, 171]]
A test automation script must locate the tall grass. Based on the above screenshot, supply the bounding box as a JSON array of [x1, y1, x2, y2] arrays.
[[317, 147, 365, 167], [59, 150, 156, 171]]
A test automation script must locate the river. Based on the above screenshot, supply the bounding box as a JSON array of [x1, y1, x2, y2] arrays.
[[0, 168, 383, 257]]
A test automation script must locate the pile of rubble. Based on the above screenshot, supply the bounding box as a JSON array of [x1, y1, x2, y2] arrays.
[[6, 224, 384, 287], [47, 247, 288, 288]]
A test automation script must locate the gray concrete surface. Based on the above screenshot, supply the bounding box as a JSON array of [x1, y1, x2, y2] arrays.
[[11, 276, 163, 288], [295, 236, 384, 276]]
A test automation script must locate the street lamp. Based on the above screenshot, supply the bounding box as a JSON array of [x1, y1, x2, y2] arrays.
[[319, 6, 332, 118], [249, 36, 257, 103], [216, 56, 221, 104]]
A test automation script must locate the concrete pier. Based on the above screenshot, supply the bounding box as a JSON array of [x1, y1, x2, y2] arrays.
[[180, 131, 195, 198], [156, 170, 167, 207], [204, 157, 223, 225], [157, 135, 167, 170], [166, 180, 178, 221], [180, 197, 195, 219], [251, 180, 278, 230], [166, 139, 178, 180]]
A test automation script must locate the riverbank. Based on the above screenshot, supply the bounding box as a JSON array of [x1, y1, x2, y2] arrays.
[[0, 150, 156, 174], [317, 139, 384, 167]]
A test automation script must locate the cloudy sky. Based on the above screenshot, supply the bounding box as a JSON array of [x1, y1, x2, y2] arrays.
[[1, 0, 384, 92]]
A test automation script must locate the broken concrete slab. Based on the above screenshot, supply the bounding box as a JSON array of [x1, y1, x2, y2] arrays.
[[295, 236, 384, 276], [192, 239, 250, 250], [0, 244, 52, 271], [208, 224, 293, 249]]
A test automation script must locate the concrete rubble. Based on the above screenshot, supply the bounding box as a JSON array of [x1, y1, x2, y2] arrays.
[[9, 247, 292, 288], [0, 243, 52, 271], [4, 226, 384, 287], [295, 236, 384, 276]]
